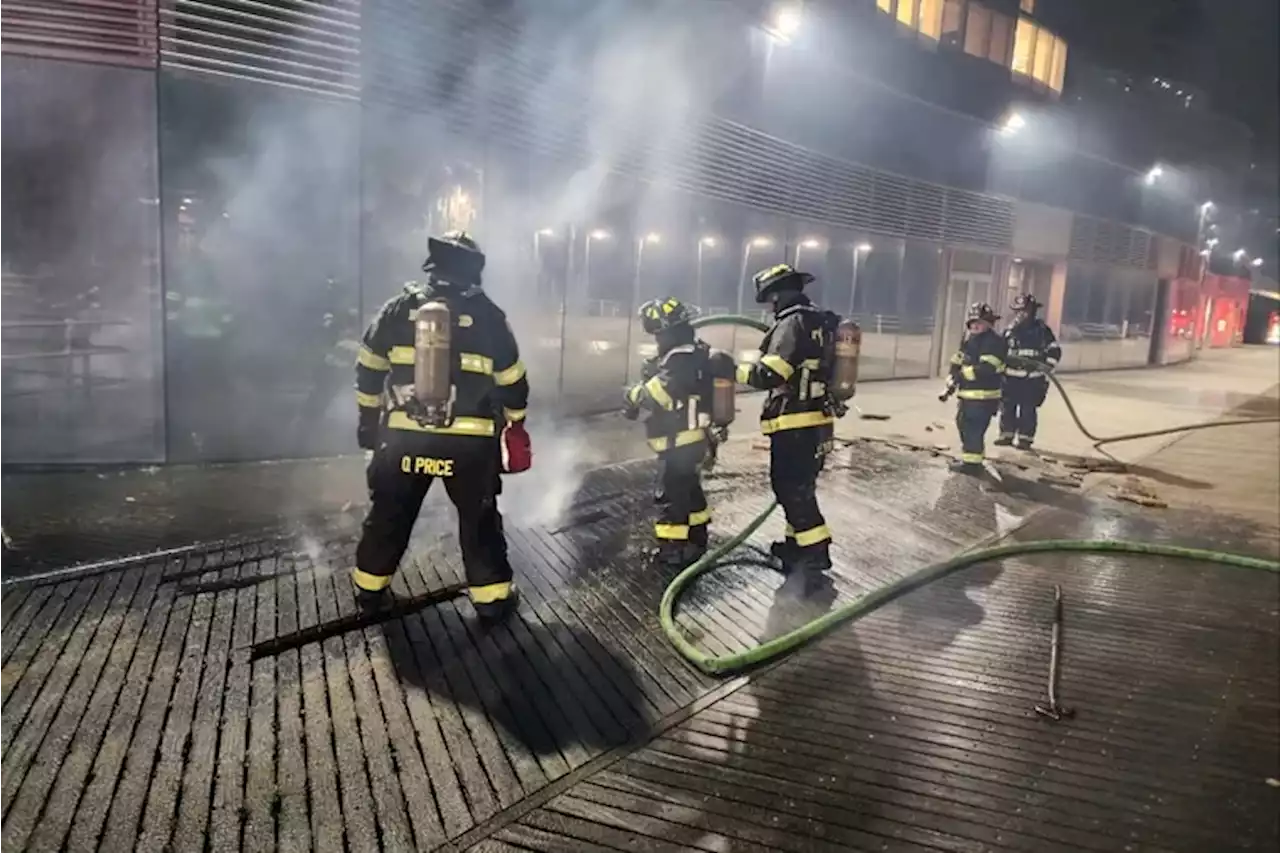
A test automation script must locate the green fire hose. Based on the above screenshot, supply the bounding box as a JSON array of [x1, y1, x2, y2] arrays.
[[660, 313, 1280, 677]]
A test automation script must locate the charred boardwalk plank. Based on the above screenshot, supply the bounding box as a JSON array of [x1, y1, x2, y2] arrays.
[[1, 435, 1276, 852]]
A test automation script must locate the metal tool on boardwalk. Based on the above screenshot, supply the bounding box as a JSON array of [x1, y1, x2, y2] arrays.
[[1035, 583, 1075, 721]]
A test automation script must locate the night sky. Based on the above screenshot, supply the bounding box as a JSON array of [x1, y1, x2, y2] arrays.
[[1043, 0, 1278, 151]]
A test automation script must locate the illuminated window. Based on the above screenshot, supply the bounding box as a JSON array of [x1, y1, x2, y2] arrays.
[[1034, 25, 1053, 84], [1051, 36, 1068, 91], [1012, 16, 1035, 76], [964, 2, 990, 58], [877, 0, 893, 14], [918, 0, 943, 39], [942, 0, 965, 45], [988, 12, 1011, 66], [1020, 0, 1035, 12], [897, 0, 918, 28]]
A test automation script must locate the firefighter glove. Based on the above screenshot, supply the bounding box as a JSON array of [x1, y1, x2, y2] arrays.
[[357, 408, 380, 451], [622, 403, 641, 421], [501, 421, 533, 473]]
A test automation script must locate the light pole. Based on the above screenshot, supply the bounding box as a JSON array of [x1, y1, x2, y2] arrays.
[[624, 232, 661, 385], [583, 228, 611, 307], [533, 227, 556, 299], [849, 242, 872, 317], [696, 235, 717, 309], [735, 235, 773, 351], [795, 237, 820, 269]]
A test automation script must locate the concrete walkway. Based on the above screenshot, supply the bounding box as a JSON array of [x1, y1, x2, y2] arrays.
[[837, 346, 1280, 464]]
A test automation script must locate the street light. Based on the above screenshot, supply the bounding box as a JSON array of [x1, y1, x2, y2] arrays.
[[583, 228, 612, 303], [1206, 237, 1219, 248], [1252, 258, 1264, 268], [849, 242, 872, 316], [735, 236, 775, 348], [765, 3, 801, 43], [696, 236, 719, 307], [625, 232, 663, 384], [795, 237, 821, 268], [999, 112, 1026, 136], [1233, 248, 1247, 261], [1144, 165, 1164, 185]]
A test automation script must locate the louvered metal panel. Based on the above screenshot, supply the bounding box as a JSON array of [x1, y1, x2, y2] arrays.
[[1, 0, 157, 68], [159, 0, 359, 99], [361, 0, 1015, 251], [1068, 214, 1159, 269]]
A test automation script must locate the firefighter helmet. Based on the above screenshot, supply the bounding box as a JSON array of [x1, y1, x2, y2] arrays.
[[966, 302, 999, 324], [1010, 293, 1041, 314], [423, 230, 486, 285], [639, 297, 693, 335], [752, 263, 814, 303]]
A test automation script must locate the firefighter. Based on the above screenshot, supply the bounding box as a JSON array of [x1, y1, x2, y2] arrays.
[[623, 297, 734, 568], [941, 302, 1007, 475], [352, 231, 532, 621], [996, 294, 1061, 450], [736, 264, 842, 585]]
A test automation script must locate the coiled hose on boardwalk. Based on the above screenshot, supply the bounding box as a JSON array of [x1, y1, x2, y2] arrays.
[[660, 314, 1280, 676]]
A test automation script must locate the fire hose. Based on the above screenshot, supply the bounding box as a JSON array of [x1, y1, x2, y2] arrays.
[[660, 313, 1280, 677]]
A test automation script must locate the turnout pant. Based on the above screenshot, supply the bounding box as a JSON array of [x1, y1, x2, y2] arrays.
[[956, 399, 1000, 464], [655, 442, 709, 549], [770, 425, 833, 570], [355, 432, 513, 606], [999, 377, 1049, 443]]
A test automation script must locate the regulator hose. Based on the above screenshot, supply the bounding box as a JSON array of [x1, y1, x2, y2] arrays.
[[662, 313, 1280, 677]]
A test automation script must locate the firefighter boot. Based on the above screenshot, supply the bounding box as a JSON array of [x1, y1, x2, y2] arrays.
[[474, 587, 520, 625], [949, 459, 985, 476], [357, 587, 393, 613], [993, 433, 1015, 447], [656, 541, 705, 571], [1015, 437, 1035, 451]]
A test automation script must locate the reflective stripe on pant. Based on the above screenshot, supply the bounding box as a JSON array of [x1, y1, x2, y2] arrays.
[[354, 434, 512, 599], [769, 425, 832, 569], [999, 376, 1049, 441], [655, 442, 708, 546], [956, 399, 999, 464]]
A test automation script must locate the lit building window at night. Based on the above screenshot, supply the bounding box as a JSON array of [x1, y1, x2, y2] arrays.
[[1012, 16, 1035, 77], [896, 0, 917, 28], [918, 0, 943, 40], [964, 2, 991, 58], [1034, 25, 1053, 83], [988, 11, 1012, 66]]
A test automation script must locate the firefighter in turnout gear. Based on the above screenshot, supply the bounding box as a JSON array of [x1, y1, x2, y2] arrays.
[[737, 264, 842, 586], [996, 294, 1061, 450], [942, 302, 1007, 475], [624, 297, 735, 568], [353, 231, 531, 621]]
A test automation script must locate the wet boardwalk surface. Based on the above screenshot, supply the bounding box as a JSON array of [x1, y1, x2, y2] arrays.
[[3, 396, 1278, 852]]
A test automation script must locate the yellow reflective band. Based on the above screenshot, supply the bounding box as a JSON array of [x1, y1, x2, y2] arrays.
[[760, 411, 834, 435], [961, 452, 984, 463], [647, 429, 706, 452], [957, 389, 1001, 400], [358, 347, 390, 371], [352, 568, 392, 592], [504, 407, 526, 422], [735, 362, 752, 385], [784, 523, 795, 536], [949, 352, 965, 365], [1015, 348, 1040, 357], [800, 358, 821, 370], [386, 411, 496, 436], [469, 581, 513, 604], [644, 375, 675, 410], [793, 525, 832, 547], [980, 354, 1006, 372], [759, 353, 794, 380], [688, 509, 711, 526], [459, 352, 493, 375], [494, 360, 526, 387], [655, 523, 690, 541], [389, 346, 415, 365], [356, 391, 382, 409], [961, 365, 976, 381], [626, 383, 643, 405]]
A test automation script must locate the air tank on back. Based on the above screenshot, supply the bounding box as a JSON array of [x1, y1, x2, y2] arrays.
[[707, 348, 737, 427], [829, 317, 861, 402], [413, 299, 454, 426]]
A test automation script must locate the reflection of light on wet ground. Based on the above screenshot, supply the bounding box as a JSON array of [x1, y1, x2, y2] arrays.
[[587, 340, 616, 353]]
